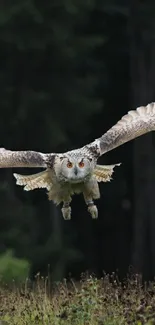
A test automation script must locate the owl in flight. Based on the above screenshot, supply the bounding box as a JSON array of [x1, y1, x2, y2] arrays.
[[0, 102, 155, 220]]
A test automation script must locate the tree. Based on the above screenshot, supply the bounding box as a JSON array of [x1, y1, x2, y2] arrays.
[[129, 0, 155, 279]]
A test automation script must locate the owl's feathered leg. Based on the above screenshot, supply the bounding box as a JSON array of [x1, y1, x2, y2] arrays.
[[83, 178, 100, 219], [86, 200, 98, 219], [61, 197, 72, 220]]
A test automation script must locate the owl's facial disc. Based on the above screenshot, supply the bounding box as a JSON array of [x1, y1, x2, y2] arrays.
[[74, 159, 85, 176], [62, 158, 90, 183]]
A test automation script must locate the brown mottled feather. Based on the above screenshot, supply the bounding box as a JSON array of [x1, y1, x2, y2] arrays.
[[0, 148, 48, 168], [87, 102, 155, 157]]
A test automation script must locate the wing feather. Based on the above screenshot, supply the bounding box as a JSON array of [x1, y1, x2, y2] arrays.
[[0, 148, 50, 168], [94, 163, 121, 182], [87, 102, 155, 157], [13, 170, 52, 191]]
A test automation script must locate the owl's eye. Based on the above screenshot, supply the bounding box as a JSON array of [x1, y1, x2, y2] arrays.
[[67, 161, 73, 168], [79, 161, 85, 168]]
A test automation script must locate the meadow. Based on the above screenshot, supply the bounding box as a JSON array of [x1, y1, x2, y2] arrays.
[[0, 273, 155, 325]]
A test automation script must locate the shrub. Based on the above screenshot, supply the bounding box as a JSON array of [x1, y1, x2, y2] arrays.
[[0, 249, 30, 285]]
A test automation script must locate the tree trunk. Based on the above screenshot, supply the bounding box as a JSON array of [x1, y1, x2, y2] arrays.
[[129, 0, 155, 279]]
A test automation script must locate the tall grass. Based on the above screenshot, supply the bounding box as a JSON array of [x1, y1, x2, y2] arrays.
[[0, 272, 155, 324]]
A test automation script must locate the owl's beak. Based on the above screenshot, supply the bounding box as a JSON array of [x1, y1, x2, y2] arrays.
[[74, 166, 78, 176]]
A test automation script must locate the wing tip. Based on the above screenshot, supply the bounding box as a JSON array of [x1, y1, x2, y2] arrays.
[[13, 173, 33, 191]]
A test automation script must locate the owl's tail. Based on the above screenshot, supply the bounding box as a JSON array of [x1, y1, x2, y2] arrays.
[[94, 163, 121, 182], [13, 170, 51, 191]]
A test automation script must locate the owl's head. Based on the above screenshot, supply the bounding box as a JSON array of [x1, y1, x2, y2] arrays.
[[56, 154, 94, 183]]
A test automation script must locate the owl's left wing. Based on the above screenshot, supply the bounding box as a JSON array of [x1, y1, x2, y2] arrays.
[[0, 148, 55, 168], [84, 102, 155, 158]]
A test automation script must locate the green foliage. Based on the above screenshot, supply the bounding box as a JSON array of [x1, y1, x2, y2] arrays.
[[1, 273, 155, 324], [0, 250, 30, 284]]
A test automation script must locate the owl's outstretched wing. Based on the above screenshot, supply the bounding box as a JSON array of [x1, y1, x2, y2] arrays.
[[85, 102, 155, 158], [0, 148, 54, 168]]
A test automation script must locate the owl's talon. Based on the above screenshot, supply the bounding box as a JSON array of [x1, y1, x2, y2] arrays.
[[88, 204, 98, 219], [62, 206, 71, 220]]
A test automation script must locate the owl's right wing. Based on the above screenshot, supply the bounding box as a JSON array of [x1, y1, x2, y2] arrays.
[[0, 148, 55, 168], [86, 102, 155, 157]]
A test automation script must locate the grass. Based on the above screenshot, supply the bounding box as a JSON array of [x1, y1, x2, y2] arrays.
[[0, 272, 155, 324]]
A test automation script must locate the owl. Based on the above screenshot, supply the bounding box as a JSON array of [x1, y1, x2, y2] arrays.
[[0, 102, 155, 220]]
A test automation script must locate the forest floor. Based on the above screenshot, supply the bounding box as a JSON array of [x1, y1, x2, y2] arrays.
[[0, 273, 155, 325]]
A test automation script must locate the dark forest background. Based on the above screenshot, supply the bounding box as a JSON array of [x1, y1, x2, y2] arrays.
[[0, 0, 155, 283]]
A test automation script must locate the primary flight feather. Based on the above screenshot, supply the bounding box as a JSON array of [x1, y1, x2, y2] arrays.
[[0, 102, 155, 220]]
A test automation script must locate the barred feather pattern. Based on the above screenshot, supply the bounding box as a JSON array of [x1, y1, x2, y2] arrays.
[[13, 170, 52, 191], [94, 163, 121, 182]]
